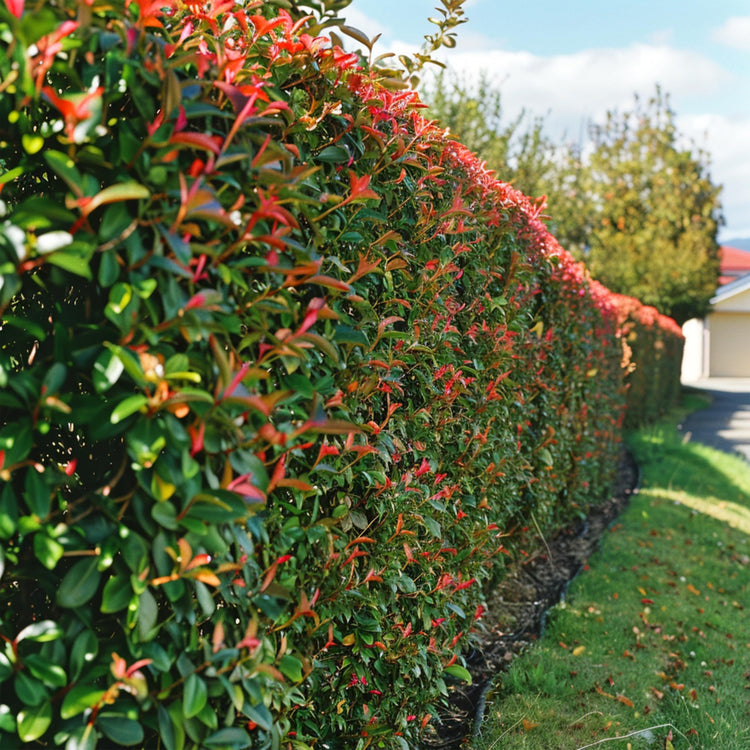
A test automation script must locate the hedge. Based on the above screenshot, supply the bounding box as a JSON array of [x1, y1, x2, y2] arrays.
[[0, 1, 682, 747]]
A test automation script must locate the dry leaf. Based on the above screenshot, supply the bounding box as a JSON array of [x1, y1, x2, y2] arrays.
[[616, 694, 634, 708], [522, 718, 539, 731], [687, 583, 700, 595], [572, 645, 586, 656]]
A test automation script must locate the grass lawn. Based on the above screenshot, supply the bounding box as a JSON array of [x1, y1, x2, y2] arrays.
[[471, 392, 750, 750]]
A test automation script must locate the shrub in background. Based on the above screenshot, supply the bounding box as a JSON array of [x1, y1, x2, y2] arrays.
[[612, 294, 685, 427], [0, 1, 682, 747]]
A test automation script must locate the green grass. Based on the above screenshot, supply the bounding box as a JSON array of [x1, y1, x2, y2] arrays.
[[472, 392, 750, 750]]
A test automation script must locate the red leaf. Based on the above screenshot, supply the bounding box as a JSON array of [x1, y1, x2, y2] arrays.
[[4, 0, 23, 18], [169, 132, 223, 154]]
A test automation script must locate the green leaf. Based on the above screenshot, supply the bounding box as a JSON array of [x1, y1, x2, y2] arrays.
[[242, 702, 273, 732], [63, 723, 98, 750], [182, 673, 207, 719], [61, 685, 107, 720], [22, 134, 45, 155], [56, 557, 102, 609], [151, 501, 178, 530], [158, 703, 185, 750], [0, 166, 25, 186], [316, 145, 350, 163], [93, 348, 125, 393], [16, 620, 61, 644], [110, 394, 148, 424], [15, 671, 48, 707], [97, 714, 144, 746], [194, 581, 215, 617], [444, 664, 472, 684], [101, 574, 133, 613], [0, 651, 12, 682], [136, 588, 158, 640], [42, 362, 67, 394], [33, 532, 65, 570], [80, 182, 150, 218], [333, 324, 370, 348], [108, 282, 133, 315], [23, 654, 66, 688], [43, 151, 83, 195], [17, 701, 52, 742], [24, 467, 51, 519], [98, 249, 120, 287], [0, 704, 15, 733], [46, 249, 93, 280], [279, 654, 303, 682], [203, 727, 252, 748], [0, 420, 32, 467], [69, 630, 99, 681], [0, 484, 18, 539]]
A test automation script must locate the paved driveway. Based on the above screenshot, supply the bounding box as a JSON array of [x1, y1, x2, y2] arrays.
[[679, 378, 750, 463]]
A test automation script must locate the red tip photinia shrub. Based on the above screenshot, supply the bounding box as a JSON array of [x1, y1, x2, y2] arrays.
[[0, 1, 678, 746]]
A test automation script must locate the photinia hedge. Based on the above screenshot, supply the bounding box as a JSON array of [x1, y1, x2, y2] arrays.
[[612, 294, 684, 427], [0, 1, 683, 747]]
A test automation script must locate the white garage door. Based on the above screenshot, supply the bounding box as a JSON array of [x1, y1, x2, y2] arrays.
[[709, 313, 750, 376]]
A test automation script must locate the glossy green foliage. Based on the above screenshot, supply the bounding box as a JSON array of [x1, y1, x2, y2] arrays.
[[0, 0, 679, 746]]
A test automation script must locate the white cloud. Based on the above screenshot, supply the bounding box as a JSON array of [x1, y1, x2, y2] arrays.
[[338, 7, 390, 44], [712, 16, 750, 50], [679, 113, 750, 240], [430, 44, 729, 141], [354, 28, 747, 237], [649, 29, 674, 46]]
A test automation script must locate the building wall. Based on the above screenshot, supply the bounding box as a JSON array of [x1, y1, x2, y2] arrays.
[[708, 312, 750, 377]]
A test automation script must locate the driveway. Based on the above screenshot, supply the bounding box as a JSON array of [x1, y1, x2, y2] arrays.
[[679, 378, 750, 463]]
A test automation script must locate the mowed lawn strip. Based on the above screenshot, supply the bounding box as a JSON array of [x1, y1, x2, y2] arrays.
[[472, 393, 750, 750]]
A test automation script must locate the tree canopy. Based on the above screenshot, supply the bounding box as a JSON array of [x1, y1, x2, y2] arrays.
[[422, 78, 722, 324]]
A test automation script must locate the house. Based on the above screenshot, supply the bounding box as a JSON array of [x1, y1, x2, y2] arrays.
[[682, 245, 750, 380]]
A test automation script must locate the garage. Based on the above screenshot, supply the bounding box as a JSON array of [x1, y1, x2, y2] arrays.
[[682, 274, 750, 380], [709, 311, 750, 376]]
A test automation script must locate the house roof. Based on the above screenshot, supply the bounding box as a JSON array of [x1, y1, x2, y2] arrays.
[[712, 270, 750, 304], [719, 245, 750, 285]]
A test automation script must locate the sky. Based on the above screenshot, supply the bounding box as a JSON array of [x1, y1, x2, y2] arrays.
[[343, 0, 750, 242]]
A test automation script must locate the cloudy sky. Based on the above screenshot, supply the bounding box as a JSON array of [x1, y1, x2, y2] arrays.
[[345, 0, 750, 242]]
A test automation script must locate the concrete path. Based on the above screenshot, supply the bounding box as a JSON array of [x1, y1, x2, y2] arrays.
[[679, 378, 750, 463]]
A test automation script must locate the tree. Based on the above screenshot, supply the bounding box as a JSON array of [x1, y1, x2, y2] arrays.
[[420, 70, 557, 201], [568, 90, 722, 324], [421, 74, 722, 324]]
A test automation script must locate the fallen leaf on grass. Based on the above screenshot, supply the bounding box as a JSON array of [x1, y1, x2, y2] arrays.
[[687, 583, 700, 595], [522, 718, 539, 731], [594, 683, 634, 708], [572, 645, 586, 656]]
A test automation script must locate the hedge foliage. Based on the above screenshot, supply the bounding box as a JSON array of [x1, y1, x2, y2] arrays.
[[0, 1, 683, 747]]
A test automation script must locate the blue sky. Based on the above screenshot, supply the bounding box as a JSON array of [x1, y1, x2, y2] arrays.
[[345, 0, 750, 241]]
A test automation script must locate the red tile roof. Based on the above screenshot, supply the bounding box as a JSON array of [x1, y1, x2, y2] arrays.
[[719, 245, 750, 285]]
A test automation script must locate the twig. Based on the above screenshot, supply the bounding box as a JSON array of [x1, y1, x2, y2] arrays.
[[530, 511, 554, 562], [568, 711, 604, 725], [574, 723, 687, 750], [485, 717, 526, 749]]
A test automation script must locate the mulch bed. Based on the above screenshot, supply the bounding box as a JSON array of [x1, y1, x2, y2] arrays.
[[425, 449, 640, 748]]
